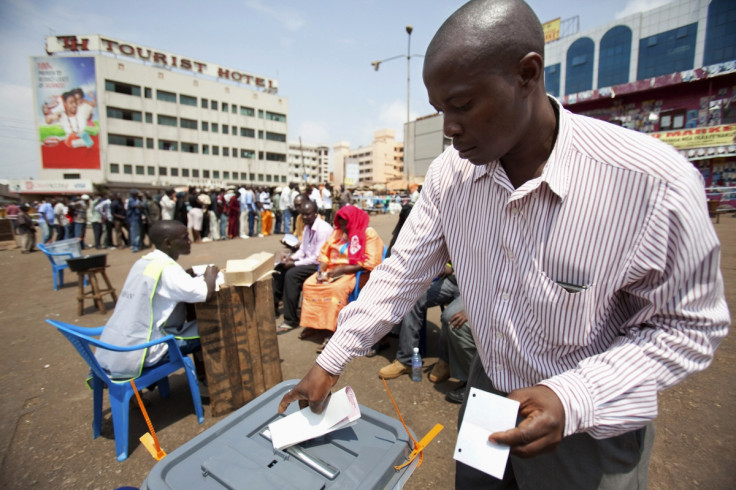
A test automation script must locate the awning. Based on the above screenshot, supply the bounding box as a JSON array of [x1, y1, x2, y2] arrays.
[[680, 145, 736, 161]]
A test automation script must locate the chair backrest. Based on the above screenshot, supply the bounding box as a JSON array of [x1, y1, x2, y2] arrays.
[[350, 244, 388, 302], [46, 319, 113, 384], [37, 243, 76, 267]]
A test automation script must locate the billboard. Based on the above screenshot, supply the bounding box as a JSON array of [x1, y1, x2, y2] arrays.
[[542, 18, 561, 43], [32, 56, 100, 169]]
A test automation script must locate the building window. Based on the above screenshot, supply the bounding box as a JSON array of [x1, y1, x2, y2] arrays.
[[232, 147, 237, 158], [193, 169, 199, 178], [146, 138, 154, 149], [180, 118, 198, 130], [211, 100, 217, 110], [144, 87, 152, 98], [266, 131, 286, 142], [147, 166, 155, 176], [258, 174, 264, 182], [203, 170, 209, 178], [156, 90, 177, 103], [637, 23, 697, 80], [231, 105, 236, 114], [213, 170, 220, 179], [212, 146, 219, 156], [565, 37, 594, 94], [136, 165, 144, 175], [105, 80, 141, 96], [258, 130, 264, 139], [544, 63, 561, 97], [106, 107, 142, 122], [239, 172, 246, 180], [258, 151, 264, 160], [123, 164, 133, 174], [240, 106, 255, 116], [157, 114, 177, 127], [704, 0, 736, 65], [202, 121, 209, 131], [201, 97, 208, 109], [159, 140, 178, 151], [265, 111, 286, 123], [222, 102, 228, 112], [145, 112, 152, 123], [182, 168, 190, 177], [212, 122, 218, 132], [281, 175, 287, 183], [171, 167, 179, 177], [110, 163, 120, 173], [240, 127, 255, 138], [241, 149, 255, 159], [266, 152, 287, 162], [108, 134, 143, 147], [223, 171, 230, 179], [181, 142, 198, 153], [223, 147, 229, 157], [180, 94, 197, 106], [266, 174, 272, 182], [232, 125, 237, 134], [222, 125, 229, 135], [159, 166, 167, 176], [203, 144, 209, 155], [258, 109, 264, 118], [598, 26, 632, 88], [249, 173, 255, 181]]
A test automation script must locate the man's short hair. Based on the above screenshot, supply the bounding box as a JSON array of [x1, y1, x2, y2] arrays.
[[149, 220, 185, 249], [301, 200, 318, 214]]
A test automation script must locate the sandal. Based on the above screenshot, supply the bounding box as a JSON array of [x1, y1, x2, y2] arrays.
[[299, 327, 317, 340], [276, 323, 297, 335], [316, 336, 332, 353]]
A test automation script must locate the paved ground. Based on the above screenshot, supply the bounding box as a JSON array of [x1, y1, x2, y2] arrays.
[[0, 212, 733, 489]]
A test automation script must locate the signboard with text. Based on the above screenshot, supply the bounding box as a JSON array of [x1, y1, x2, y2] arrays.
[[650, 124, 736, 149], [32, 56, 101, 170], [9, 179, 94, 194], [542, 18, 561, 43]]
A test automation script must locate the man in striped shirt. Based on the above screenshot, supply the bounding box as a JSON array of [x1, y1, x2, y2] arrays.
[[279, 0, 730, 487]]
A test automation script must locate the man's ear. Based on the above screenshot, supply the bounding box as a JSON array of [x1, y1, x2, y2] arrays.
[[518, 52, 543, 97]]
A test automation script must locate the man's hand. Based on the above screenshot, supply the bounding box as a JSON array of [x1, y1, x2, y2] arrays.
[[283, 258, 295, 269], [278, 363, 339, 414], [203, 265, 219, 300], [488, 385, 565, 458], [449, 310, 468, 329]]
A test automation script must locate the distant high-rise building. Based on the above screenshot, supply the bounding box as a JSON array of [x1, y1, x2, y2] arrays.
[[287, 141, 329, 186], [332, 129, 403, 188]]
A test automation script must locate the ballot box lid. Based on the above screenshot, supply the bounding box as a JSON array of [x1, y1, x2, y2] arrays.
[[141, 380, 418, 490]]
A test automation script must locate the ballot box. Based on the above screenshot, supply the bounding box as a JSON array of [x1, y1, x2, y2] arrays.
[[195, 277, 282, 416], [141, 380, 418, 490]]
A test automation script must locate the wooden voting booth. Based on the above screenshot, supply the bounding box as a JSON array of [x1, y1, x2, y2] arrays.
[[195, 277, 282, 416]]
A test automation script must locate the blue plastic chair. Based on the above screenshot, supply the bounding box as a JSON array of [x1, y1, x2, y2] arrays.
[[37, 243, 87, 291], [348, 245, 388, 302], [46, 319, 204, 462]]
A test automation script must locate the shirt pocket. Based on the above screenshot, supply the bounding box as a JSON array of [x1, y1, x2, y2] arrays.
[[526, 271, 598, 348]]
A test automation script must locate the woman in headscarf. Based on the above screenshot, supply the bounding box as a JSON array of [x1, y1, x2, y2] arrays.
[[298, 205, 384, 350], [227, 191, 240, 239]]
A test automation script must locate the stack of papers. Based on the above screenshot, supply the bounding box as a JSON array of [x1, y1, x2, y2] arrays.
[[268, 387, 361, 450]]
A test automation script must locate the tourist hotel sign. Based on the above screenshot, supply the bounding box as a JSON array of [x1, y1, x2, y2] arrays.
[[45, 35, 279, 91]]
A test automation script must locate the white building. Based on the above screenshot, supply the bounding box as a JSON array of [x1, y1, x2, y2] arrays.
[[287, 141, 329, 186], [30, 35, 289, 193], [332, 129, 403, 187], [403, 113, 450, 184]]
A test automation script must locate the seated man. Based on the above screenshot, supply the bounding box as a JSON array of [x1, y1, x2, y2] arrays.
[[95, 220, 218, 379], [379, 263, 467, 381], [274, 200, 333, 334], [436, 297, 477, 405]]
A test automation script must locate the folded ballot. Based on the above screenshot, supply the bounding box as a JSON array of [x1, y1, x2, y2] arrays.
[[268, 386, 361, 450]]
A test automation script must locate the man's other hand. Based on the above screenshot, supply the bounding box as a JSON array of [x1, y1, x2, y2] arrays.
[[488, 385, 565, 458], [278, 363, 339, 414]]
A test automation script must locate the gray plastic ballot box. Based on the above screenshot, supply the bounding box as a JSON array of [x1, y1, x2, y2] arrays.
[[141, 380, 418, 489]]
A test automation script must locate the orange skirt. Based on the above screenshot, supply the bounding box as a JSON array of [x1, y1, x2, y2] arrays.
[[299, 273, 357, 332]]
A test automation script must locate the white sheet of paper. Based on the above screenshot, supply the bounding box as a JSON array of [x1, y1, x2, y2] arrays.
[[268, 386, 361, 450], [453, 387, 520, 479]]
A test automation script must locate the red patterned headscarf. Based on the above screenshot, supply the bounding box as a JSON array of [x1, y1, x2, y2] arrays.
[[334, 205, 370, 264]]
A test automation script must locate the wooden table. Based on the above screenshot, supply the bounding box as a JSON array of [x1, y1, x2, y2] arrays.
[[195, 278, 282, 416]]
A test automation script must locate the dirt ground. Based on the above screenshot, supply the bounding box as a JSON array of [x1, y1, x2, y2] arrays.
[[0, 212, 733, 489]]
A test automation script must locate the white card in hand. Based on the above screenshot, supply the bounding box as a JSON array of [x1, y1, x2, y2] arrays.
[[268, 386, 361, 450], [453, 387, 520, 479]]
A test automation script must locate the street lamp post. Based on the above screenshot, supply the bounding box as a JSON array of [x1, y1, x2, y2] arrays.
[[372, 25, 422, 183]]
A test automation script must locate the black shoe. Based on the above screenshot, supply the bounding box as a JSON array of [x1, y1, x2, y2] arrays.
[[445, 383, 467, 404]]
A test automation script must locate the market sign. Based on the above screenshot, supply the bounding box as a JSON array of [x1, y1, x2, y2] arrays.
[[8, 179, 94, 194], [542, 18, 561, 43], [650, 124, 736, 149], [45, 35, 278, 91]]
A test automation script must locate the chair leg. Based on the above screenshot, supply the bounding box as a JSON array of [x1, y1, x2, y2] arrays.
[[93, 377, 104, 439], [182, 357, 205, 424], [109, 388, 133, 462]]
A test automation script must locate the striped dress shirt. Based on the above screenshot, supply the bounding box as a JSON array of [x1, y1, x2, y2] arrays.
[[318, 99, 730, 439]]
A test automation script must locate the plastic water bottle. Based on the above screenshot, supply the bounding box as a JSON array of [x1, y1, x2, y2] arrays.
[[411, 347, 422, 382]]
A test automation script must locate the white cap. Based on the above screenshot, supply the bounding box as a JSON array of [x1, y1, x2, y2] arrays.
[[81, 194, 90, 200]]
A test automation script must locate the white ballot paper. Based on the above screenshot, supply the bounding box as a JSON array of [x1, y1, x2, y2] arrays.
[[268, 386, 361, 450], [453, 387, 520, 479]]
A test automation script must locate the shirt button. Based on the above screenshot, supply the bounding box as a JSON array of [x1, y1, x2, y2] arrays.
[[496, 331, 504, 339], [501, 292, 509, 301], [507, 250, 515, 259], [511, 207, 519, 215], [496, 364, 504, 372]]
